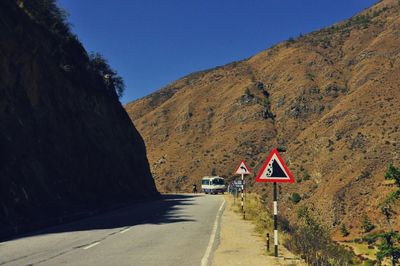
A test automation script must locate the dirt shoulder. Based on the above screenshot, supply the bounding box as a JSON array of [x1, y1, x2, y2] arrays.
[[212, 195, 305, 266]]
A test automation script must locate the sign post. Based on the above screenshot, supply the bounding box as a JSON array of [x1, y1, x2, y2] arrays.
[[255, 148, 294, 257], [273, 182, 278, 256], [241, 173, 244, 218], [234, 160, 251, 220]]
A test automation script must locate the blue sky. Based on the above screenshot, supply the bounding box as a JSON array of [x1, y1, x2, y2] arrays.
[[58, 0, 377, 104]]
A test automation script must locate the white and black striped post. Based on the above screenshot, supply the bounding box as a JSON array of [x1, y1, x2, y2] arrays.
[[241, 173, 245, 219], [273, 182, 278, 257]]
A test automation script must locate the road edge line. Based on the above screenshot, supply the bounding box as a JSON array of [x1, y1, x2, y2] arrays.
[[120, 227, 131, 234], [83, 242, 100, 250], [200, 198, 226, 266]]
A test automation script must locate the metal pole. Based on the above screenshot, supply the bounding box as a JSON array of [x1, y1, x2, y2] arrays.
[[233, 185, 236, 205], [273, 182, 278, 257], [241, 173, 245, 219]]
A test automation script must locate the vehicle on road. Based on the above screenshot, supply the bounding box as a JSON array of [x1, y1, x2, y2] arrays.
[[201, 176, 226, 194]]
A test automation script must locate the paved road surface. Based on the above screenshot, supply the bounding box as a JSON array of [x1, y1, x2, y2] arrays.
[[0, 194, 225, 266]]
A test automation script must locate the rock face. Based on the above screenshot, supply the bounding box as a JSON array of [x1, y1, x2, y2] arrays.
[[0, 0, 157, 238], [126, 0, 400, 236]]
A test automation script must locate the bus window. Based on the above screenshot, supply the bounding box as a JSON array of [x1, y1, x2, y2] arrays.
[[202, 179, 210, 185], [212, 179, 224, 185]]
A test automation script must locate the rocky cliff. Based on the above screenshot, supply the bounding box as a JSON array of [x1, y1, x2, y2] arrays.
[[126, 0, 400, 236], [0, 0, 157, 238]]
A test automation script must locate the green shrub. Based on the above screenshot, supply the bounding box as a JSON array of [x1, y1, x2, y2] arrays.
[[303, 172, 310, 181], [361, 215, 375, 233], [291, 193, 301, 204], [340, 224, 350, 237], [385, 164, 400, 187]]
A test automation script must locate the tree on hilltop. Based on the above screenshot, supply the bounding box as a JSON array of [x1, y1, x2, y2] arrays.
[[89, 52, 125, 98]]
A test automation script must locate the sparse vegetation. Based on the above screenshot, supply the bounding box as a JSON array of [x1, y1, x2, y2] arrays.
[[17, 0, 126, 99], [286, 207, 355, 265], [232, 194, 355, 264], [89, 52, 125, 98], [305, 71, 316, 81], [232, 193, 273, 234], [18, 0, 72, 37], [365, 165, 400, 265], [286, 37, 296, 47], [363, 259, 375, 266]]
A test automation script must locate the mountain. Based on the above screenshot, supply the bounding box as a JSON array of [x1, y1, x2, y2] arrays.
[[125, 0, 400, 236], [0, 0, 157, 238]]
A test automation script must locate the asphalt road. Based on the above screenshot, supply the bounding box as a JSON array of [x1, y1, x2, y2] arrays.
[[0, 194, 225, 266]]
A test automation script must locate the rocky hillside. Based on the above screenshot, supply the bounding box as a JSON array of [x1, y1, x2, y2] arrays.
[[126, 0, 400, 236], [0, 0, 157, 238]]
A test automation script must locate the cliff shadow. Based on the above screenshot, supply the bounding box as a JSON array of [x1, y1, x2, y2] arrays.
[[1, 194, 201, 242]]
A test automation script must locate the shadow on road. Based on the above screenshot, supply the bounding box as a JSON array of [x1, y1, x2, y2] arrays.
[[2, 194, 201, 242]]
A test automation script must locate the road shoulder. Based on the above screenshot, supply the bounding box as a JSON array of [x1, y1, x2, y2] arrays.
[[212, 195, 304, 266]]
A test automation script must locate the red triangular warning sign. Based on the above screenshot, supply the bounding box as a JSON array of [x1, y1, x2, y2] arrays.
[[234, 160, 251, 175], [255, 148, 294, 183]]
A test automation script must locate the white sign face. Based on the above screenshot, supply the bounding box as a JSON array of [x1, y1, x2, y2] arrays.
[[258, 153, 288, 180], [234, 160, 251, 175], [255, 148, 295, 183]]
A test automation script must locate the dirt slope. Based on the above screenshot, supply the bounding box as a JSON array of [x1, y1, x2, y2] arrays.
[[125, 0, 400, 236]]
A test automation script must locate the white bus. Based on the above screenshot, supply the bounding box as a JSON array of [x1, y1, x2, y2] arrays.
[[201, 176, 226, 194]]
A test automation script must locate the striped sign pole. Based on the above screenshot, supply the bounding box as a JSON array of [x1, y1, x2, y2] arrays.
[[234, 160, 251, 220], [273, 182, 278, 257], [241, 173, 245, 219]]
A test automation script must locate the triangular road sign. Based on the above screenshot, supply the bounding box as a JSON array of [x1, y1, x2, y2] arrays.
[[256, 148, 294, 183], [234, 160, 251, 175]]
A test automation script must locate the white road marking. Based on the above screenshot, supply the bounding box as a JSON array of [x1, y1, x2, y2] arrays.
[[120, 227, 131, 234], [83, 242, 100, 250], [200, 198, 226, 266]]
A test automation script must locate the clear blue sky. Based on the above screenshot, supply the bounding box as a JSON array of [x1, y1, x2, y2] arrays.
[[58, 0, 377, 104]]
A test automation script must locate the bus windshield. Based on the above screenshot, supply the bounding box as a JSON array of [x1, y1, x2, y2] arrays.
[[202, 179, 210, 185]]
